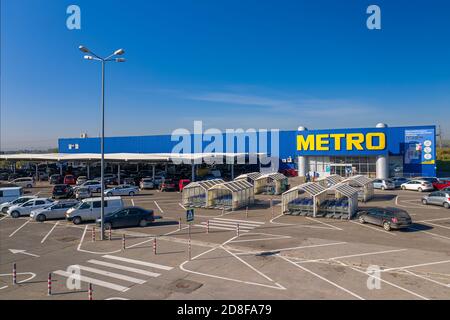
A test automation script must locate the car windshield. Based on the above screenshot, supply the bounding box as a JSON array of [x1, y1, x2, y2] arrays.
[[386, 208, 410, 217]]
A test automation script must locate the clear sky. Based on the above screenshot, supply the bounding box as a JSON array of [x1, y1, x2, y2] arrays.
[[1, 0, 449, 150]]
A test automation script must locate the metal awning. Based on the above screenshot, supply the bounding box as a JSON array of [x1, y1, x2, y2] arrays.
[[255, 172, 287, 181], [341, 175, 373, 186], [283, 182, 327, 196], [183, 179, 225, 191], [235, 172, 262, 181], [210, 180, 253, 192]]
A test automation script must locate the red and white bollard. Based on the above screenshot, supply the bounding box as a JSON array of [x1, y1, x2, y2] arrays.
[[47, 273, 52, 296], [88, 283, 93, 300], [122, 234, 126, 250], [92, 226, 96, 242], [12, 263, 17, 285], [153, 237, 157, 255], [206, 220, 210, 234], [236, 224, 240, 237]]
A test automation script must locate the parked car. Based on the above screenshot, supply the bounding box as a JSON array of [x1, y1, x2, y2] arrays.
[[7, 198, 54, 218], [123, 177, 135, 186], [400, 179, 434, 192], [66, 196, 124, 224], [0, 187, 23, 205], [160, 179, 176, 192], [391, 177, 410, 188], [433, 179, 450, 191], [178, 179, 191, 192], [12, 177, 34, 188], [37, 171, 49, 181], [372, 179, 395, 190], [139, 178, 154, 190], [97, 206, 155, 229], [75, 187, 92, 200], [0, 195, 36, 213], [76, 176, 88, 185], [357, 207, 412, 231], [75, 180, 103, 193], [30, 200, 79, 222], [63, 175, 76, 185], [153, 175, 165, 188], [415, 177, 439, 185], [422, 191, 450, 209], [52, 184, 74, 199], [49, 174, 63, 185], [104, 185, 139, 196]]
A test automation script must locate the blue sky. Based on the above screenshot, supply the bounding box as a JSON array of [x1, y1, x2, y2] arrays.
[[1, 0, 449, 150]]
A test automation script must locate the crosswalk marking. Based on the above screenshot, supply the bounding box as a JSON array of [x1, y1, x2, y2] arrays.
[[53, 270, 129, 292], [87, 260, 161, 277], [102, 255, 174, 271], [76, 265, 146, 284], [206, 220, 262, 228], [203, 221, 255, 229], [194, 217, 264, 233], [214, 217, 264, 224], [195, 224, 250, 232]]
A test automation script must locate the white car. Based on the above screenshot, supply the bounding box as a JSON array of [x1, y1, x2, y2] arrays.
[[75, 180, 103, 193], [30, 200, 79, 222], [0, 195, 37, 213], [12, 177, 34, 188], [139, 178, 155, 190], [105, 185, 139, 196], [66, 196, 124, 224], [7, 198, 54, 218], [400, 179, 434, 192]]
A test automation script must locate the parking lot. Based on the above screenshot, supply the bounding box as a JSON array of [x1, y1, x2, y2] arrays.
[[1, 181, 450, 300]]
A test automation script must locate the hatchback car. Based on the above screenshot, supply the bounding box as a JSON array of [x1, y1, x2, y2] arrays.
[[75, 187, 92, 200], [433, 180, 450, 191], [422, 191, 450, 209], [160, 179, 176, 192], [372, 179, 395, 190], [400, 180, 434, 192], [7, 198, 54, 218], [98, 207, 154, 229], [139, 178, 154, 190], [75, 180, 103, 193], [358, 207, 412, 231], [0, 195, 37, 213], [63, 175, 76, 185], [12, 177, 34, 188], [105, 185, 139, 197], [49, 174, 63, 185], [391, 177, 410, 188], [76, 176, 88, 185], [52, 184, 74, 199], [30, 200, 79, 222]]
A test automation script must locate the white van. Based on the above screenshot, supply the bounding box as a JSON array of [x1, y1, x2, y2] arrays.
[[66, 196, 124, 224], [12, 177, 34, 188], [0, 187, 23, 205]]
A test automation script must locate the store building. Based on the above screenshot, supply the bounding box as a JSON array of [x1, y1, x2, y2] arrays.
[[58, 123, 436, 179]]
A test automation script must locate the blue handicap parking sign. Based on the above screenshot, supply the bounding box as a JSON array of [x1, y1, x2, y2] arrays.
[[186, 209, 194, 222]]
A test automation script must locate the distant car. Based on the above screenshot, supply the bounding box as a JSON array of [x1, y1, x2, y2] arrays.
[[98, 207, 155, 229], [400, 179, 434, 192], [66, 196, 124, 224], [433, 180, 450, 191], [152, 175, 165, 188], [0, 195, 37, 213], [76, 176, 88, 185], [422, 191, 450, 209], [391, 177, 410, 188], [357, 207, 412, 231], [178, 179, 191, 192], [63, 175, 76, 185], [37, 172, 49, 181], [12, 177, 34, 188], [30, 200, 79, 222], [52, 184, 74, 199], [160, 179, 176, 192], [7, 198, 54, 218], [123, 177, 136, 186], [75, 187, 92, 200], [140, 178, 154, 190], [49, 174, 63, 185], [76, 180, 103, 193], [415, 177, 439, 185], [105, 185, 139, 197], [373, 179, 395, 190]]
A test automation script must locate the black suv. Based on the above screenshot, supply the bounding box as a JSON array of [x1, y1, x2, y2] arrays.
[[52, 184, 74, 199]]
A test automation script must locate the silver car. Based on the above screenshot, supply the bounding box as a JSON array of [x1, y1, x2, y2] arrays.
[[373, 179, 395, 190], [75, 187, 92, 200], [422, 191, 450, 209], [0, 195, 37, 213], [139, 178, 155, 190], [104, 185, 139, 196], [30, 200, 79, 222], [7, 198, 54, 218]]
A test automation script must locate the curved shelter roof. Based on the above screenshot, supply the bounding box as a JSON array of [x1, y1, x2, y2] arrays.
[[283, 182, 327, 196], [209, 180, 253, 192], [235, 172, 262, 181], [255, 172, 287, 181], [184, 179, 225, 191], [341, 175, 373, 186]]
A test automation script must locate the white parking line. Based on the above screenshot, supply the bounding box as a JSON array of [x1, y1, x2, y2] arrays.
[[296, 249, 408, 264], [102, 255, 173, 271], [88, 260, 161, 277], [195, 224, 249, 232], [404, 270, 450, 288], [41, 221, 59, 243], [381, 259, 450, 272], [131, 199, 135, 206], [350, 221, 396, 236], [179, 203, 186, 210], [76, 265, 146, 284], [305, 217, 343, 231], [154, 201, 164, 213], [214, 217, 264, 224], [234, 241, 347, 256], [205, 220, 262, 228], [279, 255, 364, 300], [53, 270, 129, 292], [0, 215, 9, 222], [9, 220, 31, 237]]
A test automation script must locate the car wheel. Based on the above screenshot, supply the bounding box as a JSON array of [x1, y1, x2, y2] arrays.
[[27, 184, 32, 188], [418, 187, 423, 192], [358, 216, 365, 224], [422, 199, 428, 205], [73, 216, 82, 225], [1, 207, 8, 213], [129, 191, 135, 196], [11, 211, 20, 218], [401, 186, 406, 190], [107, 192, 113, 197], [104, 222, 112, 230], [36, 214, 46, 222], [381, 186, 385, 191], [444, 202, 450, 209], [383, 221, 391, 231], [139, 219, 147, 227]]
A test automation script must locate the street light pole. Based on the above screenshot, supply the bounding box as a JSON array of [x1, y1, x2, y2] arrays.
[[79, 45, 125, 240]]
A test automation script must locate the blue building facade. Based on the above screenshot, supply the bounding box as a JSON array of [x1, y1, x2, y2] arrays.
[[59, 125, 436, 178]]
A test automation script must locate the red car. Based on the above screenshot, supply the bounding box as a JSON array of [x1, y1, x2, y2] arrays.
[[433, 180, 450, 190], [160, 179, 176, 192], [63, 175, 76, 185]]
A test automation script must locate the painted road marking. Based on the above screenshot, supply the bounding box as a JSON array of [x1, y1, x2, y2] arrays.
[[88, 260, 161, 277], [214, 217, 264, 224], [195, 223, 249, 232], [53, 270, 129, 292], [305, 217, 343, 231], [233, 241, 347, 256], [350, 221, 396, 236], [102, 255, 173, 271], [203, 221, 256, 229], [154, 201, 164, 213], [381, 259, 450, 273], [76, 265, 146, 284], [404, 270, 450, 288], [296, 249, 408, 264], [8, 220, 31, 237], [41, 221, 59, 243], [179, 203, 187, 210]]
